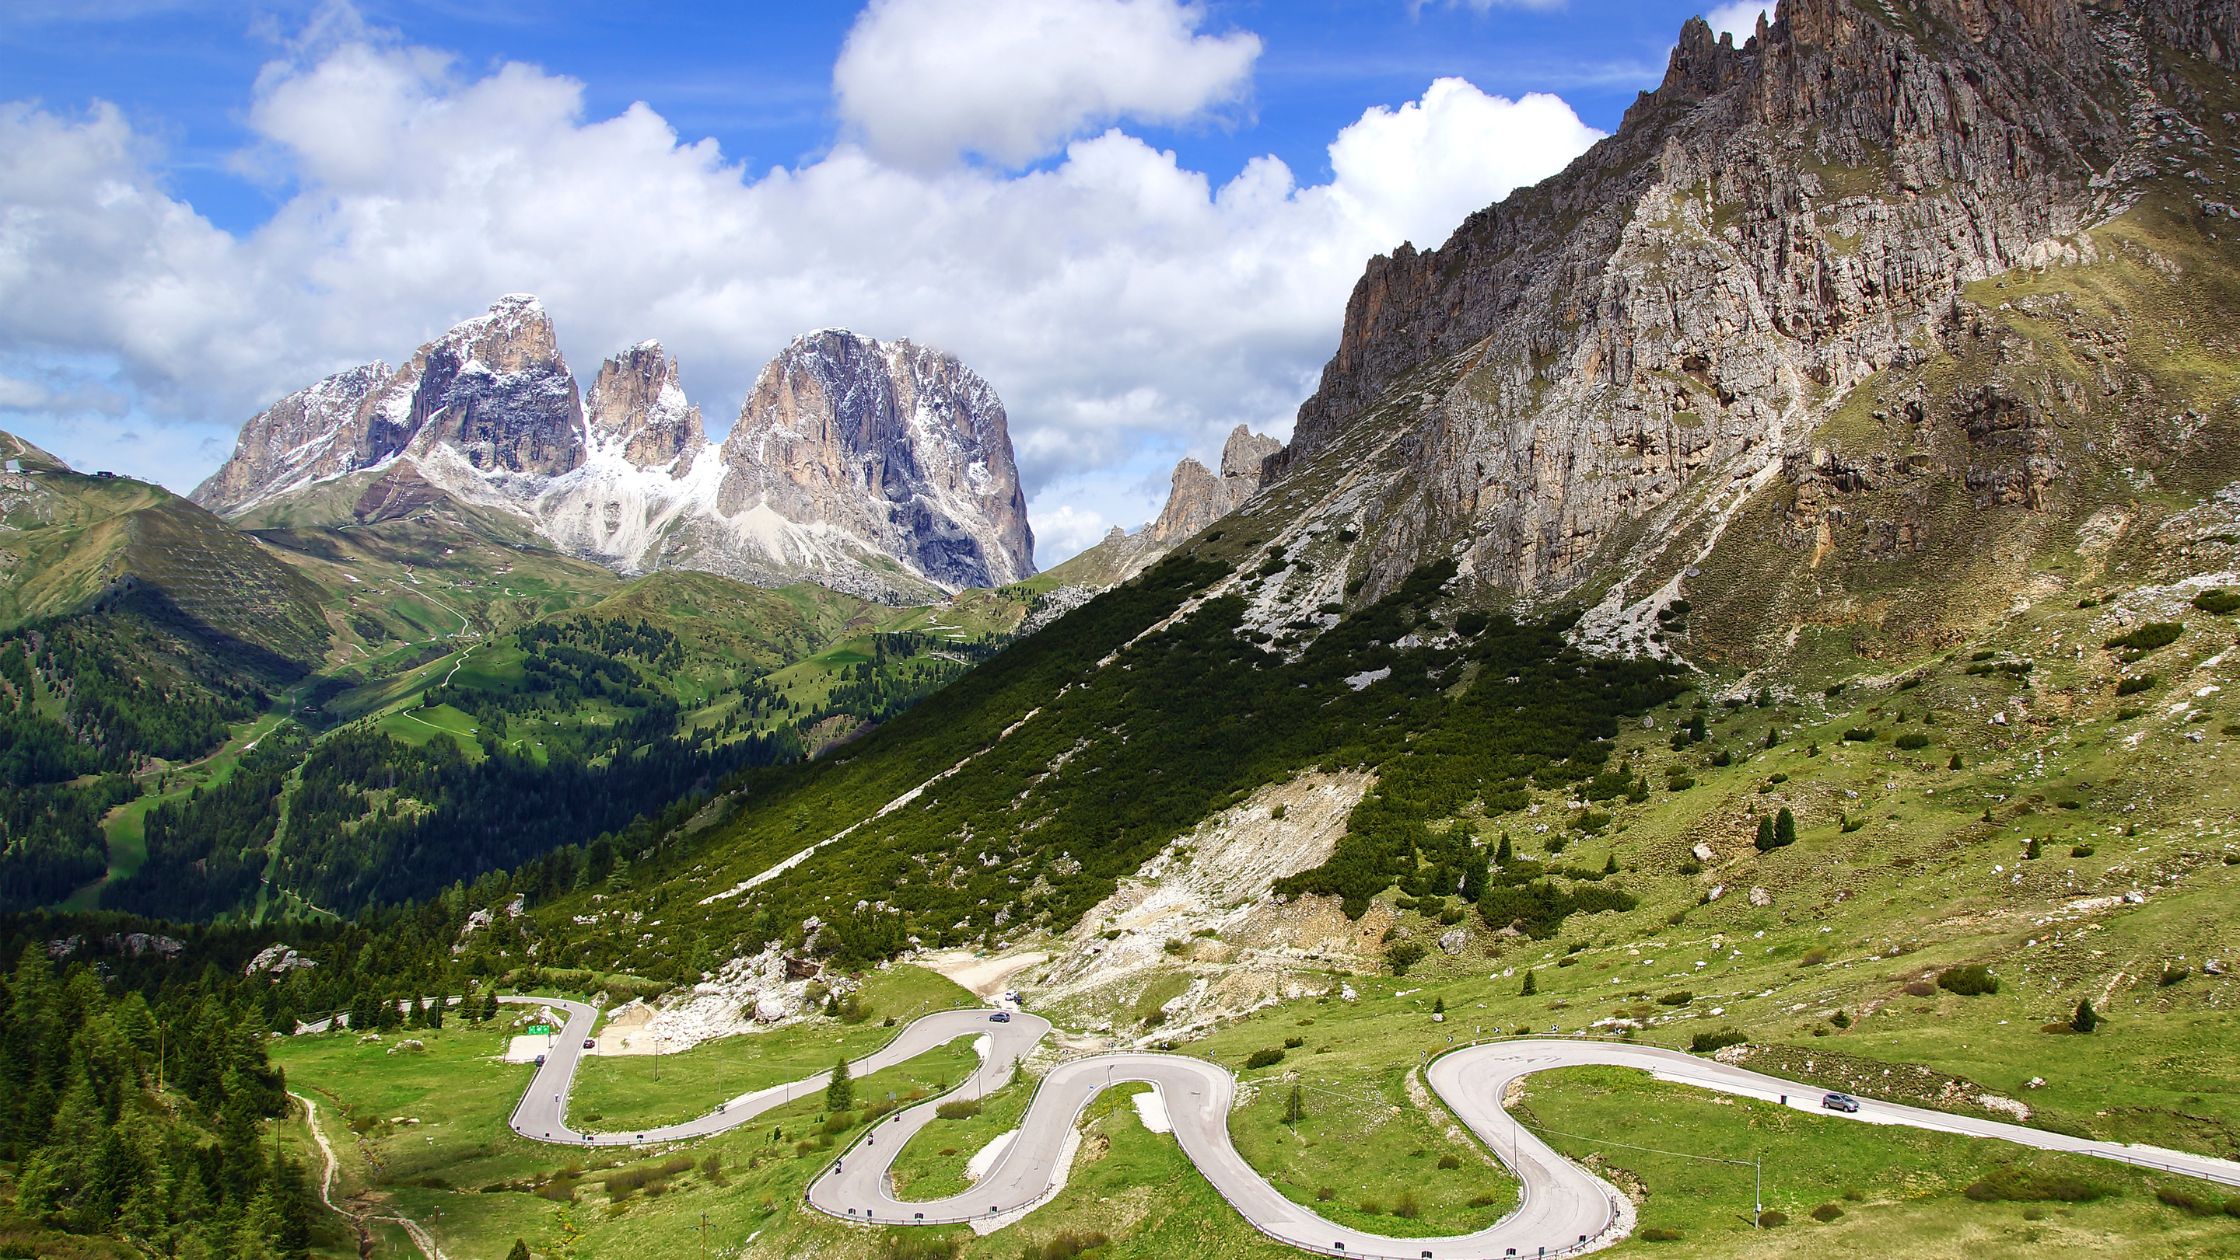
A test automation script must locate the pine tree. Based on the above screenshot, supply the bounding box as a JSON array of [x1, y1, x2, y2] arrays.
[[1774, 807, 1797, 848], [507, 1242, 534, 1260], [1495, 833, 1513, 865], [1432, 996, 1445, 1015], [1283, 1082, 1304, 1126], [1521, 970, 1537, 996], [825, 1056, 853, 1112], [2071, 998, 2098, 1034], [1754, 815, 1778, 852]]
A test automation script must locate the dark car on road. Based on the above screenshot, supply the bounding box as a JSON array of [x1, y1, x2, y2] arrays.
[[583, 1038, 596, 1049], [1822, 1092, 1861, 1113], [990, 1011, 1011, 1022]]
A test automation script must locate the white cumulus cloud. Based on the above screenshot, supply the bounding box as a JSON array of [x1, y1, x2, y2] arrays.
[[0, 14, 1603, 567], [834, 0, 1260, 169], [1327, 78, 1604, 250], [1705, 2, 1770, 41]]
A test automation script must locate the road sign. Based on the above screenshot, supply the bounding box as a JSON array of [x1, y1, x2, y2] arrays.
[[526, 1024, 553, 1035]]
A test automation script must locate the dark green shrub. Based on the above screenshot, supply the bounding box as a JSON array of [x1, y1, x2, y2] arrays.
[[1690, 1029, 1746, 1054], [1387, 941, 1426, 975], [935, 1098, 982, 1120], [1842, 727, 1876, 742], [1243, 1048, 1285, 1069], [1937, 965, 1999, 996], [1810, 1203, 1845, 1222], [2152, 1185, 2240, 1217], [1639, 1227, 1684, 1242], [2106, 622, 2183, 652], [1894, 732, 1931, 750], [1756, 1210, 1788, 1227], [2117, 675, 2159, 696], [1024, 1231, 1112, 1260], [2194, 589, 2240, 615]]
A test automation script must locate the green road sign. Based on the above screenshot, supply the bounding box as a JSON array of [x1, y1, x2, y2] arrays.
[[526, 1024, 553, 1035]]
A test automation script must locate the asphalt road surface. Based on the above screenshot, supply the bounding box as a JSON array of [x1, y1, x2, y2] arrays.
[[500, 998, 2240, 1259]]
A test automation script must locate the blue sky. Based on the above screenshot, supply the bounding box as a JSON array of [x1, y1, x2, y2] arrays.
[[0, 0, 1767, 563]]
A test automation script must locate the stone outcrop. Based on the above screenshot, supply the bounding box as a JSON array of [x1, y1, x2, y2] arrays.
[[1248, 0, 2239, 654]]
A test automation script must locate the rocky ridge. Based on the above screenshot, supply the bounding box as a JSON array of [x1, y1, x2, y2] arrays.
[[1244, 0, 2240, 664], [194, 301, 1036, 598], [1043, 424, 1282, 591]]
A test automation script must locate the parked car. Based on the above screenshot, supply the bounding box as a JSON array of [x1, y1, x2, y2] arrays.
[[989, 1011, 1012, 1023], [534, 1054, 546, 1066], [583, 1038, 596, 1049], [1821, 1092, 1861, 1113]]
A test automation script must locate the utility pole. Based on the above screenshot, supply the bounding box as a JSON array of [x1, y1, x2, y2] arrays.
[[1754, 1154, 1763, 1227]]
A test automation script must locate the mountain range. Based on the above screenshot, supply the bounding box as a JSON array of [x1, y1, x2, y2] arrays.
[[195, 297, 1037, 601]]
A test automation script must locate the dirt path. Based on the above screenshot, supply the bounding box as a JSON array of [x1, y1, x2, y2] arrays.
[[291, 1090, 449, 1260]]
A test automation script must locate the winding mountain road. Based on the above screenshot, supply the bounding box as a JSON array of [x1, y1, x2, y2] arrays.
[[500, 997, 2240, 1259]]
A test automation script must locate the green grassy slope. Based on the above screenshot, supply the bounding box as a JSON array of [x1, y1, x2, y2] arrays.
[[0, 454, 328, 669]]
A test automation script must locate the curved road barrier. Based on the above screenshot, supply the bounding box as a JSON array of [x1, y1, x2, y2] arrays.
[[498, 998, 2240, 1259]]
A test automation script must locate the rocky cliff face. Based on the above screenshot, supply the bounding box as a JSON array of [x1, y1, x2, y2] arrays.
[[716, 331, 1035, 592], [191, 361, 389, 512], [195, 294, 584, 515], [198, 302, 1036, 598], [1040, 424, 1281, 591], [381, 293, 586, 480], [531, 339, 723, 574], [584, 341, 704, 471], [1147, 425, 1283, 546], [1248, 0, 2240, 663]]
